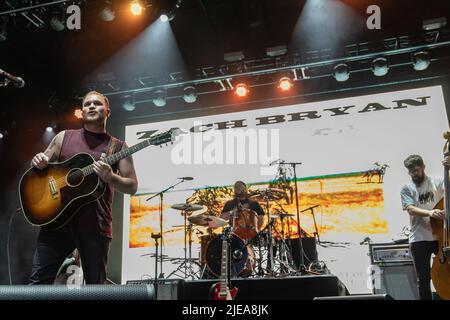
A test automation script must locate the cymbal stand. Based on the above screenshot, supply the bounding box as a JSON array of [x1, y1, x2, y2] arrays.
[[272, 220, 296, 276], [274, 215, 296, 275], [150, 233, 161, 298], [166, 216, 202, 279], [146, 178, 188, 278], [263, 191, 275, 275], [278, 160, 306, 273]]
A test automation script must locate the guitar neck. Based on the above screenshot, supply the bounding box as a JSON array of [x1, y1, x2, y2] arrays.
[[220, 238, 229, 295], [81, 139, 152, 176]]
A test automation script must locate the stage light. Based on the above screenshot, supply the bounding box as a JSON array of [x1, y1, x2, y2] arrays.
[[74, 109, 83, 119], [0, 17, 7, 42], [277, 77, 293, 91], [49, 16, 65, 31], [183, 86, 197, 103], [412, 51, 430, 71], [153, 89, 166, 107], [160, 0, 181, 22], [224, 51, 244, 62], [372, 57, 389, 77], [130, 0, 144, 16], [422, 17, 447, 31], [100, 2, 115, 22], [122, 95, 136, 111], [333, 63, 350, 82], [160, 12, 176, 22], [234, 83, 249, 97], [46, 126, 54, 133], [266, 45, 287, 57], [0, 129, 9, 140]]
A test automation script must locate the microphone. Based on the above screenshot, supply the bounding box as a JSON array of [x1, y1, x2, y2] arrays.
[[178, 177, 193, 180], [0, 69, 25, 88]]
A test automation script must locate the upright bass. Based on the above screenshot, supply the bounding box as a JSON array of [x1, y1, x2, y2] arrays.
[[430, 131, 450, 299]]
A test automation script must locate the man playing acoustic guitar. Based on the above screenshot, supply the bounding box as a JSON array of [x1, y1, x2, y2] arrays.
[[29, 91, 138, 284]]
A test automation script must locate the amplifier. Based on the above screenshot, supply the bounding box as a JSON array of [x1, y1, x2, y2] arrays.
[[126, 279, 184, 300], [369, 242, 413, 264]]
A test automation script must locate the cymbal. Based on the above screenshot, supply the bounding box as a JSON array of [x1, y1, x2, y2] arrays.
[[249, 188, 288, 201], [188, 214, 227, 228], [271, 213, 296, 219], [171, 203, 205, 211]]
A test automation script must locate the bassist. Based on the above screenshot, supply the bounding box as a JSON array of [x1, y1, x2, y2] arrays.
[[400, 154, 444, 300]]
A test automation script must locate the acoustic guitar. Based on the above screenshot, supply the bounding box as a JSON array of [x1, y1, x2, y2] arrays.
[[19, 128, 178, 230]]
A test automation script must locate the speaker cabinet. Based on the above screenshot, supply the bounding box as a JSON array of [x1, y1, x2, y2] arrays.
[[371, 263, 419, 300], [0, 285, 155, 300]]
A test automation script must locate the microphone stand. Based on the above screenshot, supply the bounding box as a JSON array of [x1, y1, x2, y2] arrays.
[[146, 178, 188, 278], [279, 160, 306, 273]]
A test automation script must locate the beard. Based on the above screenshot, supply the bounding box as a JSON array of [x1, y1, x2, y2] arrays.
[[84, 113, 105, 124], [412, 174, 425, 184]]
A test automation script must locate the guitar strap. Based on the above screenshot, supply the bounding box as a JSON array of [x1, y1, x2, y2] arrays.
[[101, 136, 120, 171], [106, 136, 119, 157]]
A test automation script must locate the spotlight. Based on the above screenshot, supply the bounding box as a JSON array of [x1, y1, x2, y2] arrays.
[[372, 57, 389, 77], [224, 51, 245, 62], [122, 94, 136, 111], [130, 0, 144, 16], [266, 45, 287, 57], [277, 77, 293, 91], [160, 0, 181, 22], [0, 17, 7, 42], [160, 11, 175, 22], [183, 86, 197, 103], [422, 17, 447, 31], [74, 109, 83, 119], [0, 129, 9, 139], [100, 2, 115, 22], [46, 126, 54, 133], [234, 83, 249, 97], [49, 16, 65, 31], [153, 89, 166, 107], [413, 51, 430, 71], [333, 63, 350, 82]]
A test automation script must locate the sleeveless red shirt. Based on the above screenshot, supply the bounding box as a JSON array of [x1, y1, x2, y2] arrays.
[[59, 128, 123, 238]]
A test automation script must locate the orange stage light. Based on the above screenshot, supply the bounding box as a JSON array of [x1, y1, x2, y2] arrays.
[[74, 109, 83, 119], [234, 83, 249, 97], [278, 77, 293, 91], [130, 1, 144, 16]]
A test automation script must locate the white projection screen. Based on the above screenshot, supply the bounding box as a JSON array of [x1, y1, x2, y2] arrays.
[[121, 85, 448, 293]]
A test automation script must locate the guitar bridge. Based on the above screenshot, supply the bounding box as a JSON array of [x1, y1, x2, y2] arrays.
[[49, 176, 59, 199]]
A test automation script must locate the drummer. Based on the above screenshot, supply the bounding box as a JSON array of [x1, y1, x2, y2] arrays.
[[220, 181, 265, 230]]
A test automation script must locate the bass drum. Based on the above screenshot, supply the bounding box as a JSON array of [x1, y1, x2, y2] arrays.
[[206, 234, 250, 278]]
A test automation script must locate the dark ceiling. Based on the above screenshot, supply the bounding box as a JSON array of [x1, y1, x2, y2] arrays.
[[1, 0, 450, 184]]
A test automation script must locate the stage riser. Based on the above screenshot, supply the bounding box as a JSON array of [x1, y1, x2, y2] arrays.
[[147, 275, 346, 300]]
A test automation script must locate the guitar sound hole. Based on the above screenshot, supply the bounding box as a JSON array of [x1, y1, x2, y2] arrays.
[[66, 169, 85, 187]]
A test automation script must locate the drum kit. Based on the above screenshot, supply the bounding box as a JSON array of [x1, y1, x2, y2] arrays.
[[163, 187, 314, 280]]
